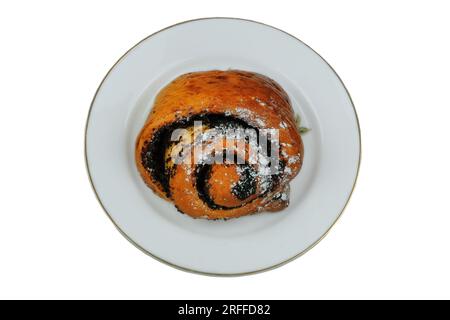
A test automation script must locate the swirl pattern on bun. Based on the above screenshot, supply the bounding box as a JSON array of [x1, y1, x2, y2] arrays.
[[136, 70, 303, 219]]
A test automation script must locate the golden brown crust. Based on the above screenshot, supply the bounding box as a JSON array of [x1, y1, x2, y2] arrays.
[[136, 70, 303, 219]]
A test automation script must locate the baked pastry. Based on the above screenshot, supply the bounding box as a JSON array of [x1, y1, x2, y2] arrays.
[[136, 70, 303, 219]]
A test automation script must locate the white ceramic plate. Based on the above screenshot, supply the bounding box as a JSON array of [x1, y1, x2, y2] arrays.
[[85, 18, 360, 276]]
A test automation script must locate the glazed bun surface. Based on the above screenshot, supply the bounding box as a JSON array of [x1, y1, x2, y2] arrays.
[[136, 70, 303, 219]]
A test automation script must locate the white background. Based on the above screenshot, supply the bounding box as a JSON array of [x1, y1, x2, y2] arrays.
[[1, 0, 449, 300]]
